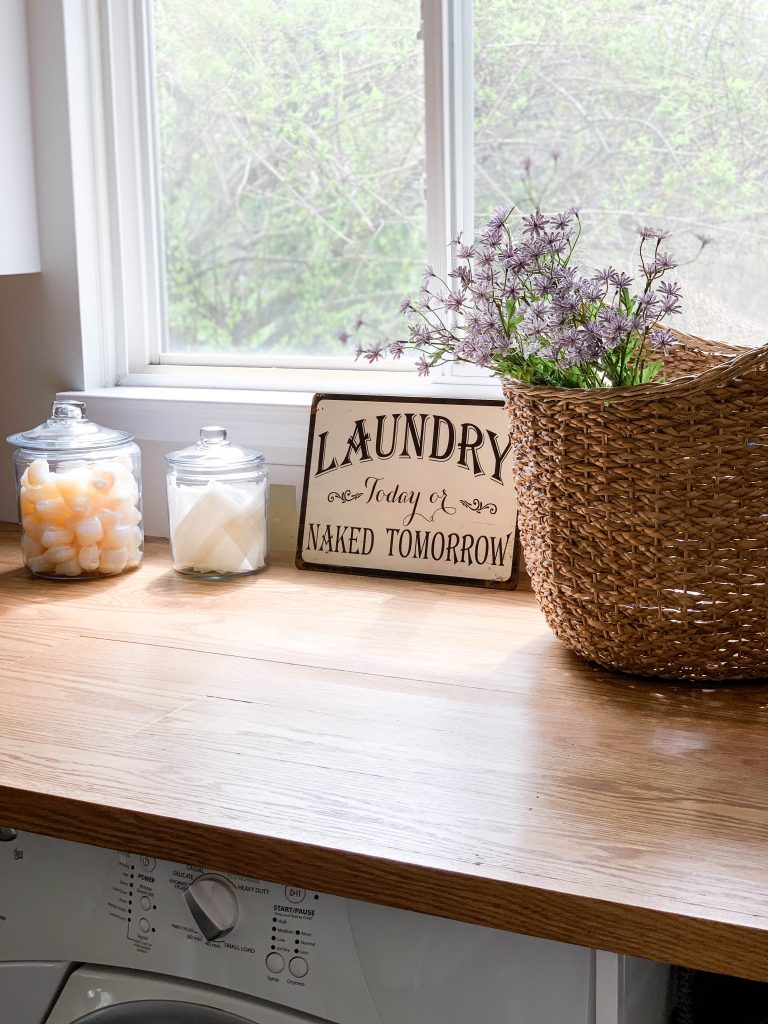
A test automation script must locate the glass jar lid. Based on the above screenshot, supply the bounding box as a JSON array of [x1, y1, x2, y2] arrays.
[[165, 426, 264, 472], [6, 400, 134, 453]]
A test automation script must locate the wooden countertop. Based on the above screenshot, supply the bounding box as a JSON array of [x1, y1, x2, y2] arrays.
[[1, 524, 767, 980]]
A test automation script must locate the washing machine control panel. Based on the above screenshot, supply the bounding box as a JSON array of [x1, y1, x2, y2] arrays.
[[0, 829, 608, 1024], [0, 830, 383, 1024]]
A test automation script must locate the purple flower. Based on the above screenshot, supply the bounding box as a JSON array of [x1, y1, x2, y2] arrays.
[[415, 356, 431, 377], [592, 267, 616, 288], [449, 263, 473, 285], [480, 225, 504, 248], [475, 247, 497, 268], [422, 264, 436, 280], [523, 237, 547, 260], [649, 327, 677, 355], [522, 300, 550, 336], [550, 327, 580, 367], [488, 205, 513, 230], [552, 266, 577, 289], [522, 210, 547, 237], [694, 233, 714, 247], [456, 242, 477, 260], [444, 289, 467, 313], [637, 225, 670, 241], [399, 296, 413, 315], [459, 332, 497, 366], [657, 280, 682, 316], [507, 281, 528, 304], [627, 313, 649, 333], [646, 251, 677, 274], [418, 285, 435, 307], [596, 308, 630, 349], [574, 324, 605, 362], [389, 341, 405, 359], [576, 278, 603, 303], [363, 343, 384, 363], [551, 290, 580, 317], [608, 270, 632, 289], [634, 292, 660, 322], [550, 210, 574, 232], [542, 230, 569, 257], [408, 322, 431, 346], [338, 330, 350, 345], [479, 310, 498, 333], [464, 309, 484, 333], [448, 266, 470, 289], [472, 282, 494, 303], [533, 269, 562, 295], [504, 248, 531, 275]]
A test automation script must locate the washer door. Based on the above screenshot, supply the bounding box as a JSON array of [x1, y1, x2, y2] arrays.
[[73, 1004, 254, 1024], [44, 967, 321, 1024]]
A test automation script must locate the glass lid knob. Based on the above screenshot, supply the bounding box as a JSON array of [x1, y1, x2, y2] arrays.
[[50, 400, 86, 421], [199, 426, 228, 444]]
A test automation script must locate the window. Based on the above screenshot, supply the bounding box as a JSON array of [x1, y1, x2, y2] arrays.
[[153, 0, 427, 364]]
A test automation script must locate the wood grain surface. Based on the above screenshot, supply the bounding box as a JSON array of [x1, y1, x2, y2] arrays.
[[0, 523, 767, 980]]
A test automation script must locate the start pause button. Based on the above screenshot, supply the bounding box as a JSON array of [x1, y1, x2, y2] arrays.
[[284, 885, 306, 904]]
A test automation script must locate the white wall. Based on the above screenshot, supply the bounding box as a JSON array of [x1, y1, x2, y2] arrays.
[[0, 0, 84, 522]]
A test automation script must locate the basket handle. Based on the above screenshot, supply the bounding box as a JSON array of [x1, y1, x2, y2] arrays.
[[671, 340, 768, 395], [503, 338, 768, 404]]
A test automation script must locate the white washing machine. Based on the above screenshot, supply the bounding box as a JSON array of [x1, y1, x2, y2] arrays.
[[0, 829, 672, 1024]]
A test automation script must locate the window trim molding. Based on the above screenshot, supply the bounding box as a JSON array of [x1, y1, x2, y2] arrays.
[[101, 0, 167, 376], [445, 0, 474, 249], [62, 0, 118, 389]]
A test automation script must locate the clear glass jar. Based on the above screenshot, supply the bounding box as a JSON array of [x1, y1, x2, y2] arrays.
[[165, 426, 269, 579], [6, 400, 143, 579]]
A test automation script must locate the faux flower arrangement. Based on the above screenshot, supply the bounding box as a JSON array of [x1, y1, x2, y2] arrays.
[[355, 206, 705, 389]]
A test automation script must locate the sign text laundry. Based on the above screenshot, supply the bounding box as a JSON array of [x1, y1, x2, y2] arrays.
[[297, 395, 519, 588]]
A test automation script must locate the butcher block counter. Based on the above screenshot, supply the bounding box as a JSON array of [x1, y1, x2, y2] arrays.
[[1, 523, 767, 981]]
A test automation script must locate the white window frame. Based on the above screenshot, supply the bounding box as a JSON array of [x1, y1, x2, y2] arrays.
[[65, 0, 493, 396]]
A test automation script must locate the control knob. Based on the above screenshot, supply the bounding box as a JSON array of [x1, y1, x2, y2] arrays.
[[184, 873, 239, 942]]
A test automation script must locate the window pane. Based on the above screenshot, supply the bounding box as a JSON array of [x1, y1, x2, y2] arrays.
[[475, 0, 768, 346], [152, 0, 425, 358]]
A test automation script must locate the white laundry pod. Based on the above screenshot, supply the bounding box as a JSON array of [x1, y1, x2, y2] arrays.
[[99, 547, 129, 575], [74, 516, 105, 546], [40, 525, 75, 549], [78, 545, 101, 573]]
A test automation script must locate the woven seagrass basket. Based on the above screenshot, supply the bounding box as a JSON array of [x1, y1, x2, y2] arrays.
[[503, 329, 768, 682]]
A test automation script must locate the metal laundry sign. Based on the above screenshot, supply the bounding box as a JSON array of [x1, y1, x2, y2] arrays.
[[296, 394, 519, 588]]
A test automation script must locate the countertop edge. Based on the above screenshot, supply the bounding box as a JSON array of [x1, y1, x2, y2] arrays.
[[4, 784, 767, 982]]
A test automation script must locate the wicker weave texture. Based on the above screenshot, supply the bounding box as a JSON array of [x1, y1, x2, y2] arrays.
[[504, 334, 768, 681]]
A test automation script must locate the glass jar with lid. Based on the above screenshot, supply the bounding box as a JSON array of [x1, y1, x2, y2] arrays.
[[165, 426, 269, 578], [6, 399, 143, 578]]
